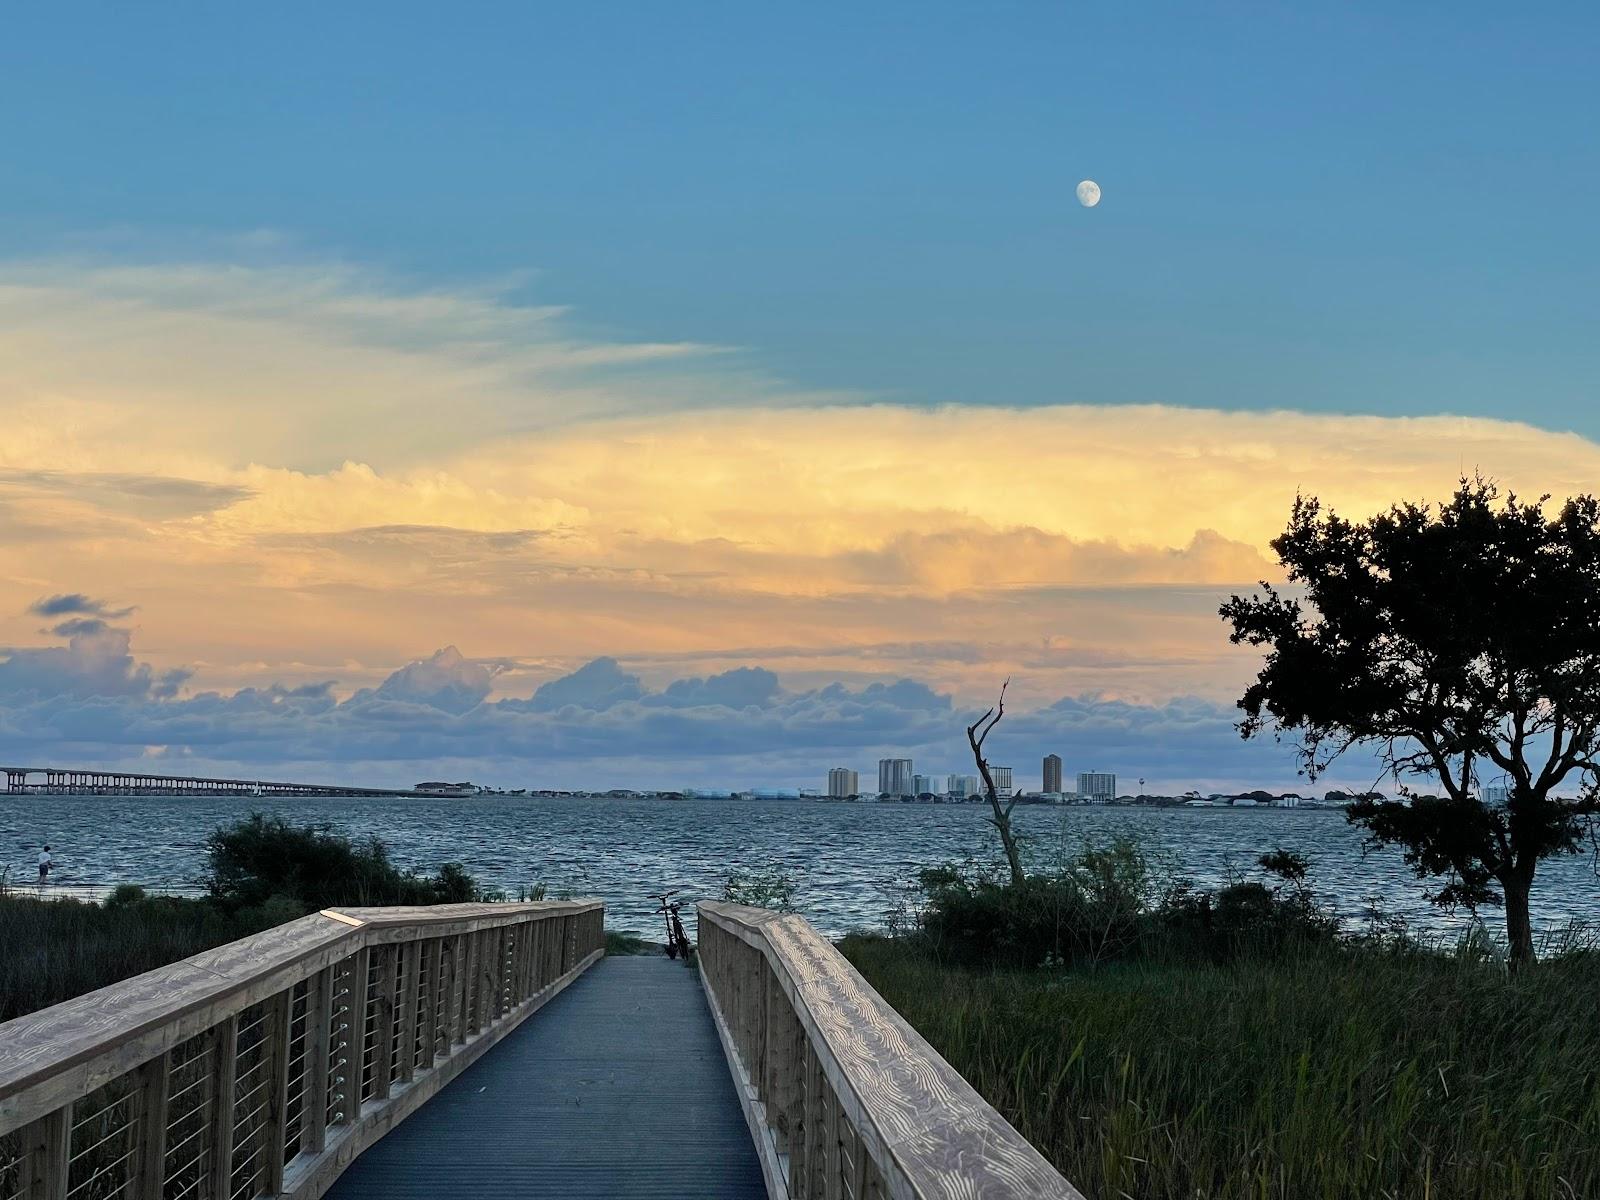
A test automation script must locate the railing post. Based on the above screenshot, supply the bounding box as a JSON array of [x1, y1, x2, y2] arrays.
[[460, 933, 480, 1038], [207, 1015, 239, 1200], [488, 928, 505, 1022], [370, 946, 396, 1102], [19, 1109, 69, 1200], [766, 968, 800, 1157], [533, 918, 548, 992], [260, 988, 293, 1196], [518, 920, 534, 1002], [822, 1076, 842, 1200], [303, 965, 333, 1156], [341, 945, 370, 1123], [420, 939, 442, 1070], [447, 933, 465, 1044], [477, 930, 497, 1028], [396, 943, 418, 1086], [132, 1049, 172, 1198]]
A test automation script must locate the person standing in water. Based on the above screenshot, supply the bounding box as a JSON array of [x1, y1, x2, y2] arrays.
[[37, 844, 52, 885]]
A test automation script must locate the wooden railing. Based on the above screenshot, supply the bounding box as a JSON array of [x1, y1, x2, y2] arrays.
[[698, 902, 1081, 1200], [0, 900, 604, 1200]]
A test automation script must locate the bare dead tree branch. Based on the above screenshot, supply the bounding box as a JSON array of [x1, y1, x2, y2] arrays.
[[966, 679, 1025, 886]]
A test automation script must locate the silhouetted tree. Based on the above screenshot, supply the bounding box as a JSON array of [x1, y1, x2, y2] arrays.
[[1221, 479, 1600, 968], [967, 681, 1026, 886]]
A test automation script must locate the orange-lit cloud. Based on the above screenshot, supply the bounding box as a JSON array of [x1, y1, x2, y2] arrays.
[[3, 253, 1598, 718]]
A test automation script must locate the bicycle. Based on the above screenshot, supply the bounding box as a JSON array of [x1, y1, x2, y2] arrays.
[[649, 888, 693, 960]]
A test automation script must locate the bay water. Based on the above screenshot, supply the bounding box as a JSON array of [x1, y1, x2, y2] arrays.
[[4, 793, 1597, 943]]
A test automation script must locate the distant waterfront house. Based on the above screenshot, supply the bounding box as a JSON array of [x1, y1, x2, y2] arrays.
[[413, 780, 476, 795]]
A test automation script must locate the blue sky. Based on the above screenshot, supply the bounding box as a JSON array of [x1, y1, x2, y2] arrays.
[[0, 5, 1596, 787], [5, 3, 1596, 426]]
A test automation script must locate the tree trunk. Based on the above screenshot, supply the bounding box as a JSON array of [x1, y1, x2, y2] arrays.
[[980, 772, 1026, 888], [1503, 869, 1537, 972], [966, 683, 1026, 888]]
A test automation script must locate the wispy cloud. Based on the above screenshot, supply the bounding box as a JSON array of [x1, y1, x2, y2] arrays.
[[28, 594, 135, 620]]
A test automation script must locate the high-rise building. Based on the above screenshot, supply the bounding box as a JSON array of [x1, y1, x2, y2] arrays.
[[827, 767, 859, 798], [913, 773, 941, 796], [878, 757, 914, 798], [947, 774, 980, 798], [1042, 754, 1063, 794], [1077, 771, 1116, 802], [991, 766, 1014, 795]]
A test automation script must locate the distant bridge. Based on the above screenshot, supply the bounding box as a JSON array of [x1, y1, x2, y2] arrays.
[[1, 765, 417, 797]]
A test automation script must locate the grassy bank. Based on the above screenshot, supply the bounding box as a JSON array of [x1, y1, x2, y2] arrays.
[[0, 893, 273, 1023], [841, 934, 1600, 1200]]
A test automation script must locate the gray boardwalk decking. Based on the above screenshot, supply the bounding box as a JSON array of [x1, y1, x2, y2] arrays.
[[325, 955, 768, 1200]]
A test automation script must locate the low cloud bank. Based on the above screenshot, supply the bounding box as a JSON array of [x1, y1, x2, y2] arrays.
[[0, 623, 1340, 792]]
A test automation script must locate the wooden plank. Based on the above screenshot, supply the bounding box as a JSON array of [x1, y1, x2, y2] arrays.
[[515, 922, 532, 1005], [19, 1108, 69, 1200], [369, 947, 395, 1102], [459, 933, 480, 1039], [445, 935, 464, 1050], [763, 958, 793, 1155], [826, 1075, 845, 1200], [302, 967, 333, 1156], [419, 940, 442, 1070], [478, 930, 498, 1027], [207, 1015, 239, 1200], [487, 928, 505, 1022], [132, 1049, 172, 1198], [394, 944, 417, 1086], [261, 988, 295, 1195], [803, 1040, 823, 1198], [340, 946, 370, 1124]]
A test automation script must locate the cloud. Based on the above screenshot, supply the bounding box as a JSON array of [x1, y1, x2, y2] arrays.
[[0, 624, 185, 702], [4, 249, 1600, 721], [516, 657, 645, 713], [49, 618, 108, 638], [27, 594, 134, 619], [659, 667, 780, 709], [0, 629, 1351, 792], [366, 646, 495, 715]]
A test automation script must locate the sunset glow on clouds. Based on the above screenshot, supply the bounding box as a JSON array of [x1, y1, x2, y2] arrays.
[[3, 253, 1597, 787]]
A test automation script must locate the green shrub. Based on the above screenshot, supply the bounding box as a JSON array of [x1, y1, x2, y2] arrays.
[[916, 840, 1337, 969], [104, 883, 148, 907], [722, 867, 798, 911], [204, 813, 480, 911], [916, 836, 1154, 967]]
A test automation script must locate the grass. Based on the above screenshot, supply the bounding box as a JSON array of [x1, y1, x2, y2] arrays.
[[840, 934, 1600, 1200], [0, 894, 274, 1023], [1, 892, 661, 1024], [605, 929, 652, 955]]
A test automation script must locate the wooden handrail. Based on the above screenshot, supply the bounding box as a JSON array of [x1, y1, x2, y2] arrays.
[[698, 901, 1082, 1200], [0, 900, 604, 1200]]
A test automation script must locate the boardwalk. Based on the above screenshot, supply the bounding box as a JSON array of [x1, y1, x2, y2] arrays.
[[0, 900, 1078, 1200], [324, 954, 767, 1200]]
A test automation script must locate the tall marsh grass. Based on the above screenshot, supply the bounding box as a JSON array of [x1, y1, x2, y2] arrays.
[[0, 893, 268, 1023], [841, 934, 1600, 1200]]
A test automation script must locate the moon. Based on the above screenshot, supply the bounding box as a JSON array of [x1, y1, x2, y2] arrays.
[[1076, 179, 1101, 208]]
